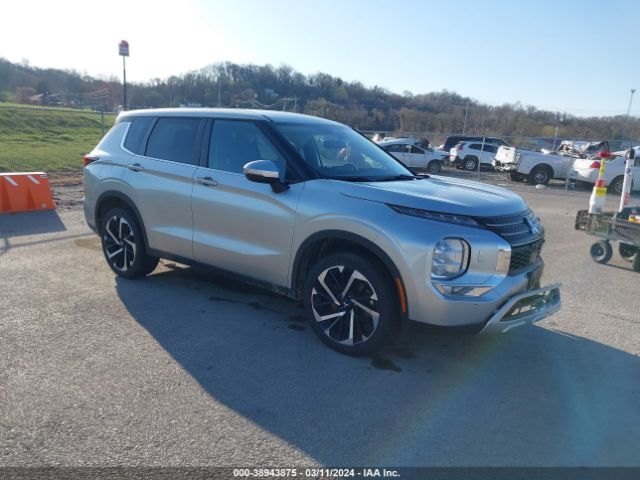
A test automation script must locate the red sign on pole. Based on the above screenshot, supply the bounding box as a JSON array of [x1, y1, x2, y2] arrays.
[[119, 40, 129, 57]]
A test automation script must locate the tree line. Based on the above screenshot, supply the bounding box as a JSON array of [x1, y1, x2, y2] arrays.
[[1, 58, 638, 144]]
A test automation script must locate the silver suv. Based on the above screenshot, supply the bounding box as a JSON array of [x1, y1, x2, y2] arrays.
[[83, 108, 561, 355]]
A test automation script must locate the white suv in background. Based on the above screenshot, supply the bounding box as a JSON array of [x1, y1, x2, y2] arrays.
[[378, 138, 447, 174], [450, 141, 501, 171]]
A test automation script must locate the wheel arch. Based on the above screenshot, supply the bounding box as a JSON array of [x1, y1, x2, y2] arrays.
[[95, 191, 150, 250], [290, 230, 407, 317], [532, 163, 554, 176]]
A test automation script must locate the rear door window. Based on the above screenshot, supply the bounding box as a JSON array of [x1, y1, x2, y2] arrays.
[[145, 117, 202, 165]]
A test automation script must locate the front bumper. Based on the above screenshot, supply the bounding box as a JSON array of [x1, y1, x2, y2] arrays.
[[479, 283, 561, 334]]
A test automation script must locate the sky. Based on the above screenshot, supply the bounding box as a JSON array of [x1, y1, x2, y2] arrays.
[[2, 0, 639, 117]]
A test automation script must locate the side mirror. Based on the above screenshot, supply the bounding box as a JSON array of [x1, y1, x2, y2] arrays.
[[244, 160, 280, 184], [243, 160, 289, 193]]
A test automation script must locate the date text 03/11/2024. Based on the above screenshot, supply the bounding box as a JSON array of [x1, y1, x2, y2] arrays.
[[232, 468, 401, 478]]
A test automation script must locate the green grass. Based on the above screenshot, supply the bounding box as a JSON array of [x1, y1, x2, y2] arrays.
[[0, 104, 116, 177]]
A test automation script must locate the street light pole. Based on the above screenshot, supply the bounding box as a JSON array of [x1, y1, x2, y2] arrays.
[[118, 40, 130, 110], [626, 88, 636, 119]]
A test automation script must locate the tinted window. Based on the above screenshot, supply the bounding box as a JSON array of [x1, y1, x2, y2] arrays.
[[209, 120, 285, 175], [123, 117, 153, 154], [146, 118, 201, 164], [484, 144, 498, 153], [469, 143, 482, 150], [409, 145, 424, 154], [383, 144, 404, 153]]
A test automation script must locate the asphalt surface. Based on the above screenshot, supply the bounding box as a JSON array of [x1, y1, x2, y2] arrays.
[[1, 184, 639, 467]]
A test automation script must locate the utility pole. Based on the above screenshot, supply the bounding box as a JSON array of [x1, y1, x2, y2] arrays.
[[118, 41, 129, 110], [462, 100, 469, 134], [217, 75, 222, 107]]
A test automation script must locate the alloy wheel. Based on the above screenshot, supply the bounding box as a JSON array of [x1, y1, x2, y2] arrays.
[[310, 266, 380, 346], [103, 215, 137, 272]]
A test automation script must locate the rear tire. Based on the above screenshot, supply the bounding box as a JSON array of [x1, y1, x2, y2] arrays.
[[463, 156, 478, 171], [303, 252, 399, 356], [100, 207, 159, 278], [590, 240, 613, 264], [610, 176, 624, 195], [528, 165, 552, 185], [633, 252, 640, 273]]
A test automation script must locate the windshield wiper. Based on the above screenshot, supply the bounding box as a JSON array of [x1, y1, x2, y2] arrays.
[[326, 176, 376, 182], [374, 174, 427, 181]]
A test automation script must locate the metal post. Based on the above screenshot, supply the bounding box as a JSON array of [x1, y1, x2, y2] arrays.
[[100, 110, 105, 137], [122, 55, 127, 111], [552, 125, 559, 151], [619, 148, 636, 212], [462, 100, 469, 134]]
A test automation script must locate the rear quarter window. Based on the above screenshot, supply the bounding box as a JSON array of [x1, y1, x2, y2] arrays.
[[123, 117, 153, 154]]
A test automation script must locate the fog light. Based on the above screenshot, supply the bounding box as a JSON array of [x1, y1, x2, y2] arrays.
[[431, 238, 469, 279]]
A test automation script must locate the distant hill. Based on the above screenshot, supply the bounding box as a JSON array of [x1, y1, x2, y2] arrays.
[[1, 57, 638, 145]]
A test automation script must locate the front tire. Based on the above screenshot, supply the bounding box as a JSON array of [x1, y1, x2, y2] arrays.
[[303, 252, 399, 356], [100, 207, 159, 278], [590, 240, 613, 264], [427, 160, 441, 174]]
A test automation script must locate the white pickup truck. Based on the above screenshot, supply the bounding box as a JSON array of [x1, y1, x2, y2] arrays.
[[493, 146, 577, 185]]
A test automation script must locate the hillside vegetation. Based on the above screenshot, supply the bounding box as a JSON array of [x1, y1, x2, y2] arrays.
[[0, 105, 115, 176], [1, 58, 638, 143]]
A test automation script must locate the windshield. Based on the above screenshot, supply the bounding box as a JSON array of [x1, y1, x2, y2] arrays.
[[274, 122, 414, 181]]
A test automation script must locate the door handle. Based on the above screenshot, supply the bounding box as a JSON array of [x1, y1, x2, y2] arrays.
[[127, 163, 144, 172], [196, 176, 218, 187]]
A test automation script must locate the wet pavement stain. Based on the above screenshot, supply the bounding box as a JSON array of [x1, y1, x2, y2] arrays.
[[287, 324, 305, 331], [74, 238, 100, 250], [288, 314, 306, 323], [371, 356, 402, 372], [248, 302, 264, 311]]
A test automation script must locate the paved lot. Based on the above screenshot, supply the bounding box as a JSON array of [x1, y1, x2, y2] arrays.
[[1, 186, 639, 467]]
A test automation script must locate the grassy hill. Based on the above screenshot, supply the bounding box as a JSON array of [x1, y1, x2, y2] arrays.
[[0, 104, 115, 178]]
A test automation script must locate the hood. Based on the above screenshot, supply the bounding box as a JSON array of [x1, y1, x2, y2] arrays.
[[333, 176, 528, 217]]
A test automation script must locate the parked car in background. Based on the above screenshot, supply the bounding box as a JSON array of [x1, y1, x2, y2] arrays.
[[449, 141, 501, 171], [378, 138, 446, 174], [570, 149, 640, 194], [442, 135, 507, 153], [493, 146, 575, 185]]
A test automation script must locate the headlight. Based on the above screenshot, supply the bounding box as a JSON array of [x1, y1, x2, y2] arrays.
[[389, 205, 480, 228], [431, 238, 470, 279]]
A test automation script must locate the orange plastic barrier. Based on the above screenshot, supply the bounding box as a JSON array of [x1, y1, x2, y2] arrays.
[[0, 172, 56, 214]]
